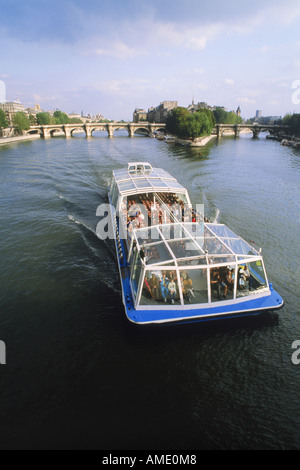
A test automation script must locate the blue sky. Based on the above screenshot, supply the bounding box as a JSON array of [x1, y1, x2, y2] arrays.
[[1, 0, 300, 120]]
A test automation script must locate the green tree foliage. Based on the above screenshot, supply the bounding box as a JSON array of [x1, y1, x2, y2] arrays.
[[53, 110, 69, 124], [28, 114, 37, 125], [0, 109, 8, 129], [166, 107, 215, 139], [12, 112, 30, 135], [36, 110, 82, 126], [213, 106, 242, 124], [36, 112, 51, 125], [283, 113, 300, 136], [69, 117, 82, 124]]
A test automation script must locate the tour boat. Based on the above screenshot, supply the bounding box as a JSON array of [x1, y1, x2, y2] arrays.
[[107, 162, 284, 325], [164, 135, 176, 143]]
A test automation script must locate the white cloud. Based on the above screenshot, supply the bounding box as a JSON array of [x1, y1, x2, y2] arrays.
[[94, 41, 147, 60], [225, 78, 234, 85], [237, 97, 256, 104]]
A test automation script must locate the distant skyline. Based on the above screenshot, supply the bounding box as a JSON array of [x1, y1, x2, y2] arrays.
[[1, 0, 300, 120]]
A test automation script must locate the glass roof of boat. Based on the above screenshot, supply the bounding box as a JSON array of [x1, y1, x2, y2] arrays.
[[113, 167, 187, 195], [132, 222, 260, 267]]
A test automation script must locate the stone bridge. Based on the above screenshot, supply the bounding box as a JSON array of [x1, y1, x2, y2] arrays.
[[25, 122, 166, 139], [213, 123, 289, 138]]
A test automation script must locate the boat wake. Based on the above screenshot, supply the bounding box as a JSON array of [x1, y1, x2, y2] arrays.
[[212, 207, 220, 223], [68, 214, 96, 235]]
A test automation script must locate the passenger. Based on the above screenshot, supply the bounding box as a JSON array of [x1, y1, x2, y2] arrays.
[[238, 268, 246, 290], [168, 278, 177, 304], [243, 265, 253, 290], [211, 270, 227, 299], [149, 274, 159, 300], [225, 268, 235, 291], [143, 276, 153, 298], [159, 273, 169, 303]]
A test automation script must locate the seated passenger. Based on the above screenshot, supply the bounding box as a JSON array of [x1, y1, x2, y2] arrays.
[[168, 278, 177, 304], [225, 268, 235, 291], [238, 268, 246, 290], [149, 274, 159, 300], [143, 276, 153, 298], [211, 269, 227, 299], [159, 273, 169, 303], [243, 265, 253, 290]]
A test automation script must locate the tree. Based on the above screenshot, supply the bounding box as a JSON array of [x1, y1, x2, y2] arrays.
[[28, 114, 37, 125], [12, 112, 30, 135], [283, 113, 300, 136], [36, 112, 51, 125], [213, 106, 242, 124], [166, 107, 214, 139], [53, 110, 69, 124], [0, 109, 8, 129]]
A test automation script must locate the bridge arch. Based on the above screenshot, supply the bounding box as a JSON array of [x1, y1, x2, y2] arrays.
[[90, 126, 109, 137], [26, 128, 42, 136], [132, 126, 150, 136], [49, 128, 63, 137], [70, 127, 85, 136]]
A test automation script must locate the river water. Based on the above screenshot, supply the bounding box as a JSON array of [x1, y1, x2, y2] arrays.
[[0, 131, 299, 449]]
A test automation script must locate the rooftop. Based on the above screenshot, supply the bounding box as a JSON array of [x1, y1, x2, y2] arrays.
[[113, 164, 187, 196]]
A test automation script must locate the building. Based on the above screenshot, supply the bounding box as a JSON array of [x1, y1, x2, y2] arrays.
[[0, 80, 6, 102], [0, 100, 25, 124], [147, 101, 178, 123], [256, 110, 262, 119], [187, 101, 220, 113], [133, 108, 147, 123]]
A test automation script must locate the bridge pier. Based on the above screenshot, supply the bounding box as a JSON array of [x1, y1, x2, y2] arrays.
[[252, 127, 260, 138], [107, 125, 114, 138], [128, 125, 135, 138], [42, 127, 51, 139], [84, 125, 92, 138], [63, 126, 71, 138]]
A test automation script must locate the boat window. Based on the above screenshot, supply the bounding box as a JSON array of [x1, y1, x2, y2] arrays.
[[134, 179, 152, 189], [204, 237, 232, 255], [210, 266, 235, 302], [131, 251, 142, 298], [144, 242, 173, 265], [236, 260, 267, 298], [139, 269, 180, 306], [118, 180, 136, 192], [167, 239, 203, 259], [184, 223, 205, 239], [111, 181, 119, 207], [160, 224, 190, 240], [207, 224, 239, 239], [180, 268, 208, 305], [223, 238, 256, 256], [148, 179, 168, 188], [135, 226, 162, 244]]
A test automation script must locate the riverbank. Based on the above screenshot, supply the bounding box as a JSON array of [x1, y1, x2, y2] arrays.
[[176, 134, 216, 147], [0, 134, 41, 146]]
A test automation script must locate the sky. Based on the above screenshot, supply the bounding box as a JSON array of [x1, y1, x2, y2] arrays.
[[1, 0, 300, 121]]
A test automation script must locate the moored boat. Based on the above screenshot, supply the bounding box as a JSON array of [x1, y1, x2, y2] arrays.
[[106, 162, 284, 325], [164, 135, 176, 143]]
